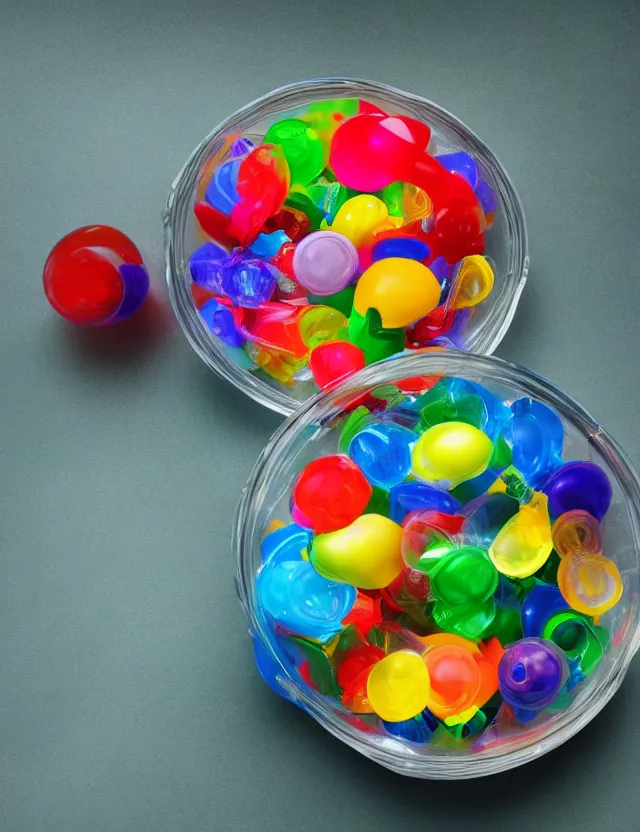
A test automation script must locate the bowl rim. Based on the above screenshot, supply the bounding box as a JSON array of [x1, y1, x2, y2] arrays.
[[234, 350, 640, 778], [164, 77, 530, 416]]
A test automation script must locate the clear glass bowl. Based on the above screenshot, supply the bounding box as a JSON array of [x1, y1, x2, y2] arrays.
[[234, 351, 640, 778], [165, 79, 529, 416]]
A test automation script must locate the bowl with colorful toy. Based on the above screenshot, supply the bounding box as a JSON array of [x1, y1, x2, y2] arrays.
[[166, 79, 528, 414], [235, 351, 640, 777]]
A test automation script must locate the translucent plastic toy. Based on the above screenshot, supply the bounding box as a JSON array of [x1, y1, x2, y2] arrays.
[[43, 225, 149, 325], [292, 455, 371, 533], [552, 510, 602, 558], [411, 421, 494, 487], [309, 340, 365, 388], [498, 638, 569, 724], [542, 461, 613, 521], [256, 558, 356, 641], [489, 492, 553, 578], [347, 422, 415, 489], [310, 514, 404, 589], [366, 651, 431, 722], [557, 552, 623, 617]]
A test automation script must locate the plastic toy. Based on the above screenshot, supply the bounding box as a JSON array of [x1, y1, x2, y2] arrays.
[[292, 455, 372, 533], [43, 225, 149, 325], [557, 552, 623, 617], [498, 638, 569, 724], [292, 231, 359, 294], [353, 258, 441, 329], [411, 421, 494, 487], [310, 513, 404, 589], [366, 651, 431, 722]]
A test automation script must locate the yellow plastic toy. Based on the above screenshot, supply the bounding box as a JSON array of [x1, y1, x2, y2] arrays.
[[557, 551, 623, 617], [366, 651, 431, 722], [354, 258, 441, 330], [309, 513, 404, 589], [489, 492, 553, 578], [298, 305, 347, 348], [328, 194, 401, 248], [449, 255, 495, 310], [402, 184, 432, 223], [411, 421, 494, 488]]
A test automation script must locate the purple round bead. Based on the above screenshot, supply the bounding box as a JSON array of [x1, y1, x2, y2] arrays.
[[498, 638, 569, 712], [542, 461, 612, 521]]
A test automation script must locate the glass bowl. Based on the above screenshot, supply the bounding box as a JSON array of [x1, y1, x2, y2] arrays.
[[234, 351, 640, 778], [165, 78, 529, 416]]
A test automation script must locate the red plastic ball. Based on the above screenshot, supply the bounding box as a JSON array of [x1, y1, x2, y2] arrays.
[[309, 341, 366, 389], [292, 454, 372, 533], [43, 225, 147, 326]]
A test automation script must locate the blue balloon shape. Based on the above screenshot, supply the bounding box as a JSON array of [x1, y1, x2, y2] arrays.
[[348, 422, 415, 490], [257, 559, 356, 642], [389, 481, 461, 524]]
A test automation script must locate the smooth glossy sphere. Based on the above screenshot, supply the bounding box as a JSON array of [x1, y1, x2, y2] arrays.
[[330, 195, 395, 247], [557, 552, 623, 617], [310, 514, 404, 589], [366, 651, 432, 722], [412, 421, 494, 488], [489, 493, 553, 578], [542, 461, 613, 521], [221, 258, 277, 308], [354, 258, 441, 329], [256, 558, 356, 641], [309, 341, 365, 388], [423, 645, 482, 719], [348, 423, 415, 489], [552, 510, 602, 558], [330, 114, 421, 191], [292, 455, 372, 533], [43, 225, 149, 325], [498, 638, 569, 713], [298, 305, 347, 349], [292, 231, 359, 295], [430, 546, 499, 606]]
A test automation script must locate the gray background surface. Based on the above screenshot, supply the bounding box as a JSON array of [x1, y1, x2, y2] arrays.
[[2, 1, 640, 829]]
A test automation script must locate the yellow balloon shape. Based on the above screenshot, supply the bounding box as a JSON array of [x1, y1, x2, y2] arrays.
[[330, 194, 398, 248], [366, 651, 431, 722], [411, 421, 493, 488], [354, 258, 441, 329], [309, 513, 404, 589], [449, 255, 495, 310], [489, 492, 553, 578]]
